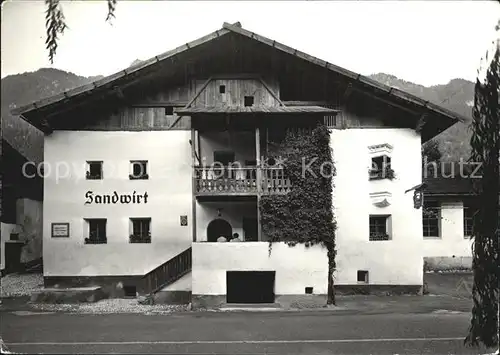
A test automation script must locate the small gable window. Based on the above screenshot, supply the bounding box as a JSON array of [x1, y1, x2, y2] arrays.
[[165, 106, 174, 115], [86, 161, 103, 180], [130, 160, 149, 180], [244, 96, 254, 107]]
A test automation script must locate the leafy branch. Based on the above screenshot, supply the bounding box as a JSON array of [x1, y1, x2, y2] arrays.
[[44, 0, 117, 64]]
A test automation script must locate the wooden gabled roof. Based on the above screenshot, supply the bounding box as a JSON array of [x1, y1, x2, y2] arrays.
[[13, 21, 467, 139]]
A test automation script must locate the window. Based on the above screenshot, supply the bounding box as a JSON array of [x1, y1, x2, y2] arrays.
[[463, 204, 476, 237], [369, 155, 394, 180], [219, 85, 226, 94], [123, 285, 137, 298], [369, 215, 390, 241], [130, 218, 151, 243], [244, 96, 254, 107], [130, 160, 148, 180], [357, 270, 369, 283], [213, 151, 235, 166], [165, 106, 174, 115], [85, 219, 107, 244], [324, 115, 337, 128], [305, 287, 313, 294], [423, 201, 440, 238], [86, 161, 103, 180]]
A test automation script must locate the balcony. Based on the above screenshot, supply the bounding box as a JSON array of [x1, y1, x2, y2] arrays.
[[194, 167, 291, 196]]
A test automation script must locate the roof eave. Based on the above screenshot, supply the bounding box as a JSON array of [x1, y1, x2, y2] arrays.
[[11, 27, 233, 117]]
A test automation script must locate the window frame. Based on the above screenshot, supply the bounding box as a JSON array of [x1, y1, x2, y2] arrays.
[[423, 201, 441, 238], [85, 218, 107, 244], [463, 204, 475, 238], [129, 160, 149, 180], [369, 215, 391, 241], [369, 155, 393, 180], [86, 161, 103, 180], [129, 217, 151, 243], [244, 96, 254, 107]]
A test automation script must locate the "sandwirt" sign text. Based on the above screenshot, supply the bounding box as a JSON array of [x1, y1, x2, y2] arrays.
[[84, 191, 149, 205]]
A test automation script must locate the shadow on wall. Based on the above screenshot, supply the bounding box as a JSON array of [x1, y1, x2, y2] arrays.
[[423, 256, 472, 272]]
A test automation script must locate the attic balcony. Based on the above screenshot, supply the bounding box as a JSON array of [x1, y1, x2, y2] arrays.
[[194, 166, 291, 197]]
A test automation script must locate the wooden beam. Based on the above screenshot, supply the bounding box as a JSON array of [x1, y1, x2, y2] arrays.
[[283, 101, 335, 107], [259, 77, 284, 106], [211, 73, 261, 80], [167, 115, 184, 130], [185, 76, 213, 108], [191, 128, 197, 242], [256, 126, 262, 241], [131, 101, 188, 107]]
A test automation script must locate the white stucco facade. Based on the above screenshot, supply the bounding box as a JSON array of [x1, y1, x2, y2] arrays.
[[43, 131, 193, 276], [423, 201, 473, 269], [331, 128, 424, 286], [42, 126, 429, 292], [192, 242, 328, 295]]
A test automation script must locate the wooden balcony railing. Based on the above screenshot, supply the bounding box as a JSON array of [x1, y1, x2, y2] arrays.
[[195, 167, 258, 194], [194, 167, 292, 195], [262, 168, 292, 195]]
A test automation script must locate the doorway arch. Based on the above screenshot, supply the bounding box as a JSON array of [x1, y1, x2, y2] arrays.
[[207, 219, 232, 242]]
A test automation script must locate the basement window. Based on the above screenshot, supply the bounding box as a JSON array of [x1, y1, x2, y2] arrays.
[[357, 270, 369, 283], [165, 106, 174, 115], [244, 96, 254, 107], [123, 285, 137, 298], [219, 85, 226, 94], [305, 287, 313, 294]]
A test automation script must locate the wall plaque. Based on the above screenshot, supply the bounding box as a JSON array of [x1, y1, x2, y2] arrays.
[[51, 223, 70, 238], [180, 215, 188, 226]]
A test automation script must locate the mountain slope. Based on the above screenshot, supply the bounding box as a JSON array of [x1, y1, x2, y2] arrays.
[[368, 73, 474, 162], [1, 68, 103, 164]]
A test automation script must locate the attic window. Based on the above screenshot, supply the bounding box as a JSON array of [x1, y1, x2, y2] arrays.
[[219, 85, 226, 94], [244, 96, 254, 107], [165, 106, 174, 115]]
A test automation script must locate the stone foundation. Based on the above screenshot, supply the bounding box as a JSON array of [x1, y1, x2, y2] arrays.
[[153, 291, 192, 304], [44, 276, 145, 298], [335, 284, 423, 296], [31, 286, 107, 304]]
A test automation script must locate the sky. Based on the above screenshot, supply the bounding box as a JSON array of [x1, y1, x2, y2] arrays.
[[1, 1, 499, 87]]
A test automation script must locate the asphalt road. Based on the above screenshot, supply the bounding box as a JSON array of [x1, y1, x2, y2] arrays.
[[1, 310, 495, 354]]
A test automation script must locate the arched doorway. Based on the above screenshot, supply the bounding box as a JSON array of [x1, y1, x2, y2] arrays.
[[207, 219, 232, 242]]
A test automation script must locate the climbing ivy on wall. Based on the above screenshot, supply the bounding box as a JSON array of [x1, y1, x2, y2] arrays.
[[260, 123, 337, 304]]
